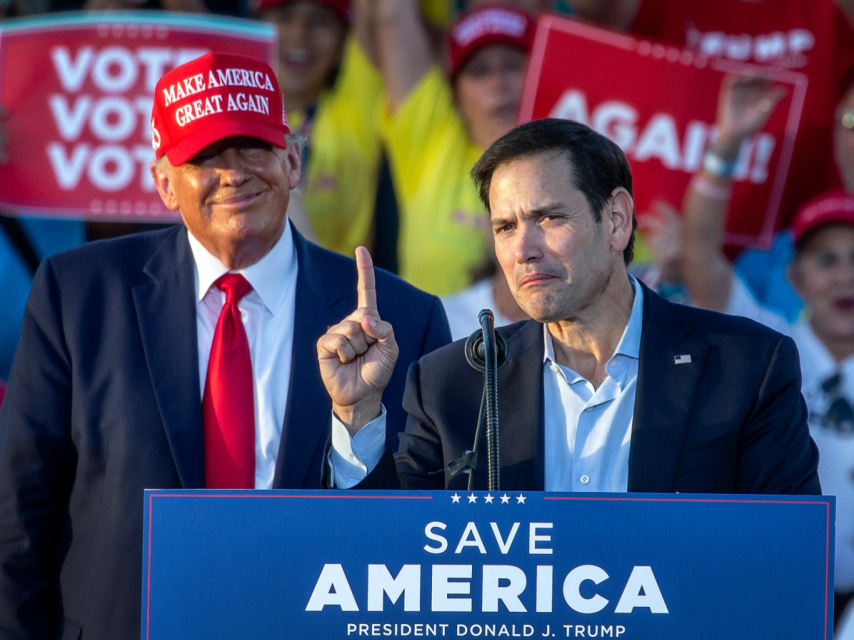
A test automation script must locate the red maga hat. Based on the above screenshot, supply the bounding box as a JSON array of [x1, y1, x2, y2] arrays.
[[447, 4, 536, 80], [791, 190, 854, 247], [256, 0, 351, 22], [151, 53, 290, 166]]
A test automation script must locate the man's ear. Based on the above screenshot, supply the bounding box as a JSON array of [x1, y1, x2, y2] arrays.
[[149, 160, 179, 211], [284, 143, 302, 190], [608, 187, 635, 254]]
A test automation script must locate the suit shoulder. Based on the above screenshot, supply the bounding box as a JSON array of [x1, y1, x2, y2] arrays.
[[652, 298, 794, 369], [44, 226, 180, 279], [671, 301, 788, 342]]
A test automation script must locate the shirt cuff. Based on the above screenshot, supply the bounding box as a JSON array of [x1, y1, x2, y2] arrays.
[[327, 406, 387, 489]]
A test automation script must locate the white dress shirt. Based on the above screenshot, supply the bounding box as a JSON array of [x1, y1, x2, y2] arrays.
[[330, 277, 643, 492], [188, 224, 298, 490], [543, 279, 642, 492]]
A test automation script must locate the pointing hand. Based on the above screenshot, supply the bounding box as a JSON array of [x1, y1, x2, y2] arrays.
[[317, 247, 399, 435]]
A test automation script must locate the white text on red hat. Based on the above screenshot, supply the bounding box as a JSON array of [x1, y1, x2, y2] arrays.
[[161, 68, 276, 107], [453, 9, 527, 47]]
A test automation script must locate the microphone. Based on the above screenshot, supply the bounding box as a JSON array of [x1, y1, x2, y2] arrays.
[[464, 323, 508, 372], [448, 310, 507, 491]]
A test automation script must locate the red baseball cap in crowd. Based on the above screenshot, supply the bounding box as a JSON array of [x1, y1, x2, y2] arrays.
[[791, 190, 854, 247], [256, 0, 351, 23], [151, 53, 290, 166], [447, 3, 536, 80]]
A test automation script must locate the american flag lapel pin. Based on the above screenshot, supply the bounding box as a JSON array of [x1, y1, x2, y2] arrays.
[[674, 354, 692, 365]]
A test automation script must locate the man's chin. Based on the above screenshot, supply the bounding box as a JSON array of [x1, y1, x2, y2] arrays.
[[511, 288, 562, 322], [517, 302, 562, 325]]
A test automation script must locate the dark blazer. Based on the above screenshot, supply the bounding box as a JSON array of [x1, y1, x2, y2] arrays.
[[362, 283, 820, 495], [0, 224, 450, 640]]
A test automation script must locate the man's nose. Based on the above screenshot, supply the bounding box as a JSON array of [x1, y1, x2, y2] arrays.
[[514, 224, 542, 263], [215, 149, 251, 186]]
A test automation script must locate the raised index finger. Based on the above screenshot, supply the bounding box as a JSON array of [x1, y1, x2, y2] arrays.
[[356, 246, 377, 311]]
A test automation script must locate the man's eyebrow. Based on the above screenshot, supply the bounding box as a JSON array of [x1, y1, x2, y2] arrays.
[[491, 203, 565, 228], [529, 203, 564, 217]]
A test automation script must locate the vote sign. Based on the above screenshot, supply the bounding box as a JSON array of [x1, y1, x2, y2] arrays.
[[142, 491, 833, 640], [0, 13, 276, 221], [519, 16, 808, 248]]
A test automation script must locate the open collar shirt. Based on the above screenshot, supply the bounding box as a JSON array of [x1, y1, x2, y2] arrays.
[[188, 224, 298, 490], [543, 277, 643, 492]]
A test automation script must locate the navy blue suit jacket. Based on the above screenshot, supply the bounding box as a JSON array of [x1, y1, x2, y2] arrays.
[[362, 283, 821, 495], [0, 224, 450, 640]]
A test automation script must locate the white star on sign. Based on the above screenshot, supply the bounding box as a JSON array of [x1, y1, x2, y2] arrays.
[[451, 493, 461, 503], [516, 494, 526, 504], [484, 494, 494, 504], [468, 493, 478, 503], [500, 493, 511, 504]]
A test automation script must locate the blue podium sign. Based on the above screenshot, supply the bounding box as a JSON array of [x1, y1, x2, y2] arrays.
[[141, 491, 833, 640]]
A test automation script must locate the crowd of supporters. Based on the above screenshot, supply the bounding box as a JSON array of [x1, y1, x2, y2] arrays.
[[3, 0, 854, 628]]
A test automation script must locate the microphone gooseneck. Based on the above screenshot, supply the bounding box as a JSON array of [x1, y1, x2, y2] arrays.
[[458, 310, 506, 491]]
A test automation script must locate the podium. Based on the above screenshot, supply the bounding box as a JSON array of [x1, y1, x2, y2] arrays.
[[142, 490, 834, 640]]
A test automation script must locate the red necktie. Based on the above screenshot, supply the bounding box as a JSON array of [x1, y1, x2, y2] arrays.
[[203, 273, 255, 489]]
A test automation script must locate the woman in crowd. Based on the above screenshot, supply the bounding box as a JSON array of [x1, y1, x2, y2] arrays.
[[258, 0, 385, 255], [680, 74, 854, 625], [373, 0, 535, 295]]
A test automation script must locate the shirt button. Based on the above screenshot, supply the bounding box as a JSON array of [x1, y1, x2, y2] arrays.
[[550, 364, 560, 373], [585, 407, 593, 412], [580, 475, 590, 484]]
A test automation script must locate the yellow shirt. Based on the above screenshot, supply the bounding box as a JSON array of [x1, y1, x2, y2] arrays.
[[381, 68, 489, 295], [289, 38, 383, 257]]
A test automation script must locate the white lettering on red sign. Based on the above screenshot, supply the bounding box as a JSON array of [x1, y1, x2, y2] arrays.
[[549, 89, 775, 184], [45, 45, 208, 194], [684, 23, 815, 68]]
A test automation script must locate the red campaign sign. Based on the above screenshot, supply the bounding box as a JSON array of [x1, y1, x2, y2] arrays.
[[0, 12, 276, 222], [519, 15, 808, 249]]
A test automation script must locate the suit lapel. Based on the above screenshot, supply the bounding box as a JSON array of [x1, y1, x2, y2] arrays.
[[133, 227, 205, 488], [273, 230, 349, 488], [495, 320, 545, 491], [629, 285, 707, 492]]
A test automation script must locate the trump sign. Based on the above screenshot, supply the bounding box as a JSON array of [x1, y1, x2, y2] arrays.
[[0, 13, 276, 221], [519, 16, 807, 249]]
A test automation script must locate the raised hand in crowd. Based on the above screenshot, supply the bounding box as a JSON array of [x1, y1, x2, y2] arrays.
[[351, 0, 380, 67], [374, 0, 433, 112], [638, 200, 683, 288], [681, 75, 784, 312], [713, 75, 786, 160], [317, 247, 399, 435]]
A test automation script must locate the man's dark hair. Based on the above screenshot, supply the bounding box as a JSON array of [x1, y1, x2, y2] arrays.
[[471, 118, 637, 264]]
